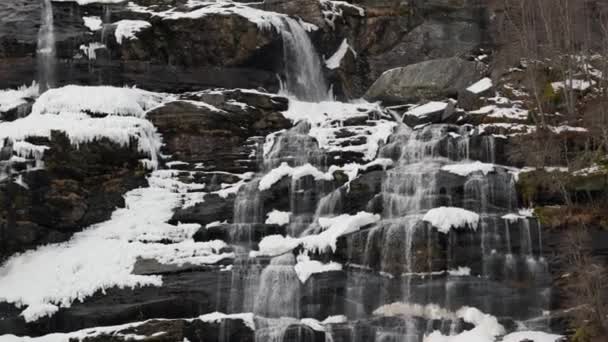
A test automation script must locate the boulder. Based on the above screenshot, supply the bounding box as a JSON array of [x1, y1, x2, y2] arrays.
[[364, 57, 484, 104]]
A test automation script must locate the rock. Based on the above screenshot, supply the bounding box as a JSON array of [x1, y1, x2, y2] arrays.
[[0, 132, 147, 261], [364, 57, 484, 104], [149, 92, 290, 172], [401, 100, 457, 126], [258, 0, 325, 28], [170, 193, 234, 226]]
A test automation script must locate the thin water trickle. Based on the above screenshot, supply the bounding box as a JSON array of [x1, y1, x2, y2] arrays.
[[37, 0, 56, 91]]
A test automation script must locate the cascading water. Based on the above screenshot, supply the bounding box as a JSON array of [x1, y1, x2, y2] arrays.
[[278, 17, 329, 102], [37, 0, 56, 91]]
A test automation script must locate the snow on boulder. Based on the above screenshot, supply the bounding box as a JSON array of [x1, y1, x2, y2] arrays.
[[425, 307, 504, 342], [265, 210, 291, 226], [114, 20, 151, 44], [294, 253, 342, 283], [257, 234, 301, 256], [422, 207, 480, 234], [325, 38, 355, 70], [83, 16, 102, 31], [258, 162, 333, 191], [301, 211, 380, 252], [466, 77, 493, 94], [0, 82, 39, 114], [402, 100, 456, 126], [441, 161, 495, 177], [406, 101, 449, 117], [198, 312, 256, 330], [501, 331, 562, 342], [551, 79, 594, 92], [32, 85, 170, 117], [256, 212, 380, 255]]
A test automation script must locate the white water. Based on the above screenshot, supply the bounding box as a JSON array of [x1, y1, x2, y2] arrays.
[[37, 0, 56, 91], [279, 17, 329, 102]]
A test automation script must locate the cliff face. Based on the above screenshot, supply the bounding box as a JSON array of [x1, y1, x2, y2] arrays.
[[0, 0, 498, 96], [0, 1, 606, 342]]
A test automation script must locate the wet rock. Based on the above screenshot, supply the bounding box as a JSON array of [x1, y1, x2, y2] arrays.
[[364, 57, 484, 104]]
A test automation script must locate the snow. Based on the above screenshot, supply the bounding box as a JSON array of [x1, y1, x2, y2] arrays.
[[258, 162, 333, 191], [321, 315, 347, 324], [501, 331, 562, 342], [374, 302, 456, 321], [159, 2, 291, 32], [294, 253, 342, 283], [0, 171, 231, 322], [467, 78, 493, 94], [82, 16, 102, 31], [551, 79, 594, 92], [325, 39, 354, 69], [257, 234, 301, 256], [53, 0, 126, 4], [32, 85, 169, 117], [79, 42, 106, 60], [424, 307, 504, 342], [441, 161, 495, 177], [301, 212, 380, 252], [197, 312, 255, 330], [0, 112, 162, 167], [422, 207, 480, 234], [283, 99, 397, 161], [0, 83, 39, 113], [114, 20, 151, 44], [265, 210, 291, 226], [448, 267, 471, 276], [406, 101, 449, 117], [256, 212, 380, 254]]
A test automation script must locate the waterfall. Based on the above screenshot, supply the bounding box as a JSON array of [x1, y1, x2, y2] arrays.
[[37, 0, 56, 91], [253, 253, 301, 318], [279, 17, 329, 102]]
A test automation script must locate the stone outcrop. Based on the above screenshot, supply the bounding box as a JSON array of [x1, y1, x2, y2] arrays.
[[0, 132, 147, 261], [364, 57, 484, 104]]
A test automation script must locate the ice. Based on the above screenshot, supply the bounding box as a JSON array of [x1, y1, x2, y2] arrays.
[[0, 83, 39, 113], [258, 162, 333, 191], [32, 85, 170, 117]]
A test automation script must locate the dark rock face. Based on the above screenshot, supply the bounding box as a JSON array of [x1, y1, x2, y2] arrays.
[[364, 57, 484, 104], [1, 0, 496, 98], [148, 90, 290, 173], [0, 132, 147, 261]]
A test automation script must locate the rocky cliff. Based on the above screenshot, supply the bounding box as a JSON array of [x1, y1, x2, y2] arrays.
[[0, 1, 606, 342]]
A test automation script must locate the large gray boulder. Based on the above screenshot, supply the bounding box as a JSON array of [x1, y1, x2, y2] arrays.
[[364, 57, 483, 104]]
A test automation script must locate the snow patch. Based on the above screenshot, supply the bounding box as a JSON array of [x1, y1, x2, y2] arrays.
[[423, 207, 480, 234], [441, 161, 495, 177], [294, 253, 342, 283], [466, 78, 493, 94], [265, 210, 291, 226], [114, 20, 151, 44], [325, 39, 355, 69]]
